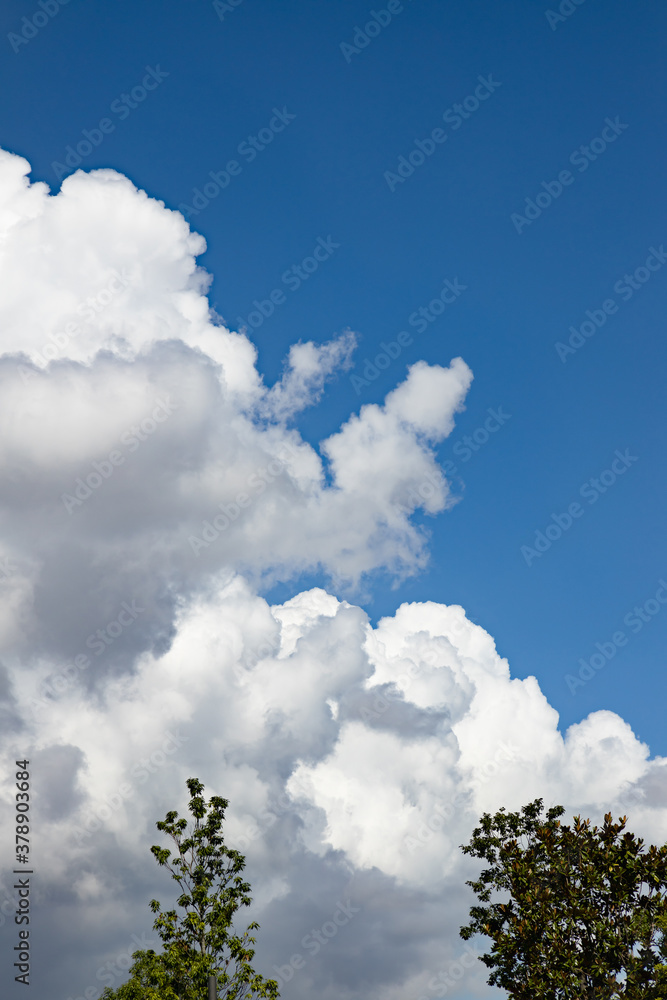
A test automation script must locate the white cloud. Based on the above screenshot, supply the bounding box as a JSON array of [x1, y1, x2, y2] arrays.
[[3, 576, 666, 998], [0, 148, 665, 1000], [0, 151, 475, 687]]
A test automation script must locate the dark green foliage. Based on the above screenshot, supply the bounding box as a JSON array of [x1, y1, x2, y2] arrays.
[[101, 777, 279, 1000], [460, 798, 667, 999]]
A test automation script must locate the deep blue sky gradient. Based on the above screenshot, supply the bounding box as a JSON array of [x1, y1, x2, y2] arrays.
[[2, 0, 666, 750]]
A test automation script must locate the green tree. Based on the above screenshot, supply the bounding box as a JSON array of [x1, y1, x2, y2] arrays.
[[460, 798, 667, 999], [102, 777, 280, 1000]]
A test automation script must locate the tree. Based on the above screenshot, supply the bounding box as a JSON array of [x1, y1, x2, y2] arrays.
[[460, 798, 667, 999], [102, 777, 280, 1000]]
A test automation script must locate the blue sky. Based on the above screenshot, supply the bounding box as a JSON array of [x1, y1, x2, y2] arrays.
[[2, 1, 667, 997], [9, 0, 660, 745]]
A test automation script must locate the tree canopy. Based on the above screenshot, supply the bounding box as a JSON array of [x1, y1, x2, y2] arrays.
[[102, 777, 279, 1000], [460, 798, 667, 999]]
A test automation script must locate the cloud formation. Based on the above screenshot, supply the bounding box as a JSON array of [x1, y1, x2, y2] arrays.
[[0, 149, 474, 677], [4, 577, 665, 999], [0, 148, 665, 1000]]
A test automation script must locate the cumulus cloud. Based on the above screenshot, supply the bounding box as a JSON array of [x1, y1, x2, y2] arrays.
[[260, 333, 357, 421], [3, 578, 666, 999], [0, 148, 473, 681], [0, 148, 665, 1000]]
